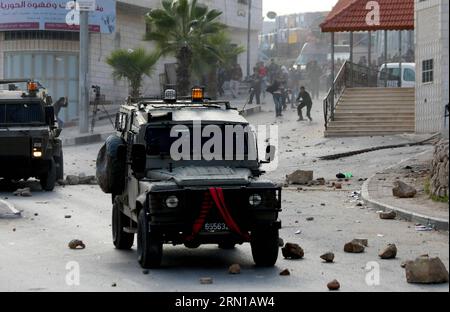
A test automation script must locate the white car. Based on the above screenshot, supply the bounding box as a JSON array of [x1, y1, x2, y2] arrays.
[[378, 63, 416, 88]]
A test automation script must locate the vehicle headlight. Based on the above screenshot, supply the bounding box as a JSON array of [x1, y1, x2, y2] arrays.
[[249, 194, 262, 207], [32, 142, 43, 158], [165, 196, 179, 208]]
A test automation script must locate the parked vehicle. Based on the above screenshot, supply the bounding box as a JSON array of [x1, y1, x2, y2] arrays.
[[378, 63, 416, 88], [0, 79, 64, 191]]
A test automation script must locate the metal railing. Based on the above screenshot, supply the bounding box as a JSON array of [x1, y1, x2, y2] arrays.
[[323, 61, 381, 130]]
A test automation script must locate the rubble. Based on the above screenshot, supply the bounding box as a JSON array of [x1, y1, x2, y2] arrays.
[[379, 244, 397, 259], [320, 252, 335, 263], [279, 269, 290, 276], [64, 174, 98, 186], [344, 240, 365, 253], [392, 181, 417, 198], [228, 264, 241, 275], [334, 183, 342, 190], [286, 170, 313, 185], [306, 217, 314, 221], [405, 256, 449, 284], [282, 243, 304, 260], [380, 211, 397, 220], [13, 188, 32, 197], [327, 279, 340, 291], [68, 239, 86, 250]]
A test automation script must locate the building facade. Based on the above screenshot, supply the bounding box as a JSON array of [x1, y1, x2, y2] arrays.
[[415, 0, 449, 134], [0, 0, 262, 123]]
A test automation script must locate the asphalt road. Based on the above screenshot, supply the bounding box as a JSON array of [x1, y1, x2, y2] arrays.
[[0, 99, 448, 292]]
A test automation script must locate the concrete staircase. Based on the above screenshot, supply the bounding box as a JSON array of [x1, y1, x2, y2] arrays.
[[325, 88, 415, 137]]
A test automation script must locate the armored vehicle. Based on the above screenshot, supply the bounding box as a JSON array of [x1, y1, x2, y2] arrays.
[[97, 87, 281, 269], [0, 80, 63, 191]]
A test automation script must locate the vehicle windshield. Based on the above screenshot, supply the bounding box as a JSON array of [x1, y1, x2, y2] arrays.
[[145, 124, 257, 161], [0, 102, 45, 125]]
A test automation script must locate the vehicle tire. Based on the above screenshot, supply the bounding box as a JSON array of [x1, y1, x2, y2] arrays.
[[112, 199, 134, 250], [40, 158, 56, 192], [218, 242, 236, 250], [137, 209, 162, 269], [55, 152, 64, 181], [250, 228, 279, 267]]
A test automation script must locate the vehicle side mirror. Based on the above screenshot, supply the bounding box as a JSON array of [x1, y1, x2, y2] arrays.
[[45, 106, 55, 127], [131, 144, 146, 177], [265, 145, 276, 163]]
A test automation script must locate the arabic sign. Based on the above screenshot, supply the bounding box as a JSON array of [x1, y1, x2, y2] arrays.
[[77, 0, 96, 11], [0, 0, 115, 33]]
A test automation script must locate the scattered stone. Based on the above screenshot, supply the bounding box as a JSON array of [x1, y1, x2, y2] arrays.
[[65, 215, 72, 219], [316, 178, 326, 186], [68, 239, 86, 250], [320, 203, 326, 206], [34, 213, 39, 216], [66, 175, 80, 185], [200, 277, 213, 285], [278, 238, 285, 247], [405, 256, 449, 284], [334, 183, 342, 190], [392, 181, 417, 198], [142, 270, 150, 275], [306, 217, 314, 221], [379, 244, 397, 259], [13, 188, 32, 197], [380, 211, 397, 220], [282, 243, 304, 260], [111, 283, 117, 287], [327, 279, 340, 291], [12, 228, 16, 232], [320, 252, 335, 263], [344, 240, 365, 253], [228, 264, 241, 275], [279, 269, 290, 276], [286, 170, 313, 185]]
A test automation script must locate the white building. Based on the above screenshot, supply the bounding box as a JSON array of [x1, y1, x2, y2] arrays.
[[0, 0, 262, 123], [415, 0, 449, 134]]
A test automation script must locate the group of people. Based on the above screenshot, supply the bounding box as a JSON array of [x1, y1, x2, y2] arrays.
[[249, 59, 314, 121]]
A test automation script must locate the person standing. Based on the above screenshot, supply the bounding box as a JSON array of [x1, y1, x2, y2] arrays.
[[267, 59, 279, 84], [53, 96, 68, 128], [308, 60, 322, 100], [267, 78, 283, 118], [296, 86, 313, 122], [229, 63, 243, 99], [258, 62, 268, 102], [248, 67, 262, 105]]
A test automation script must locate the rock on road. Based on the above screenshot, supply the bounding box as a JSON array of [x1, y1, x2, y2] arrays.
[[0, 99, 448, 292]]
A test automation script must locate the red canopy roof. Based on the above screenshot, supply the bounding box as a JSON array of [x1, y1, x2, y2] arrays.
[[321, 0, 414, 32]]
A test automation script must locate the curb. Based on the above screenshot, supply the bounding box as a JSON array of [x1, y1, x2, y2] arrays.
[[62, 106, 263, 147], [361, 151, 449, 231]]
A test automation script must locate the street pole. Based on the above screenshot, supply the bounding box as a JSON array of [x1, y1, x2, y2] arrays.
[[246, 0, 252, 78], [79, 10, 89, 134]]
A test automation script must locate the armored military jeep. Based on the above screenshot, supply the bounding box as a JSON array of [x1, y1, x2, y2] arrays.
[[0, 80, 64, 191], [97, 88, 281, 269]]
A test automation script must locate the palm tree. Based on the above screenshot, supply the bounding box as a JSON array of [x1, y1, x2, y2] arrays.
[[106, 48, 160, 98], [145, 0, 225, 96]]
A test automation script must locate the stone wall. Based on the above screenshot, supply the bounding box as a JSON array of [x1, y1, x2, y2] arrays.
[[430, 139, 449, 199]]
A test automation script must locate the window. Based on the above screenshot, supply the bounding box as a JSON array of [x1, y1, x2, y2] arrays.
[[404, 68, 415, 82], [0, 102, 45, 125], [4, 30, 79, 41], [422, 59, 434, 83]]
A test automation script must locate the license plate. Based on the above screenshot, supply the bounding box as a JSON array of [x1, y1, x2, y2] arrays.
[[203, 223, 229, 233]]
